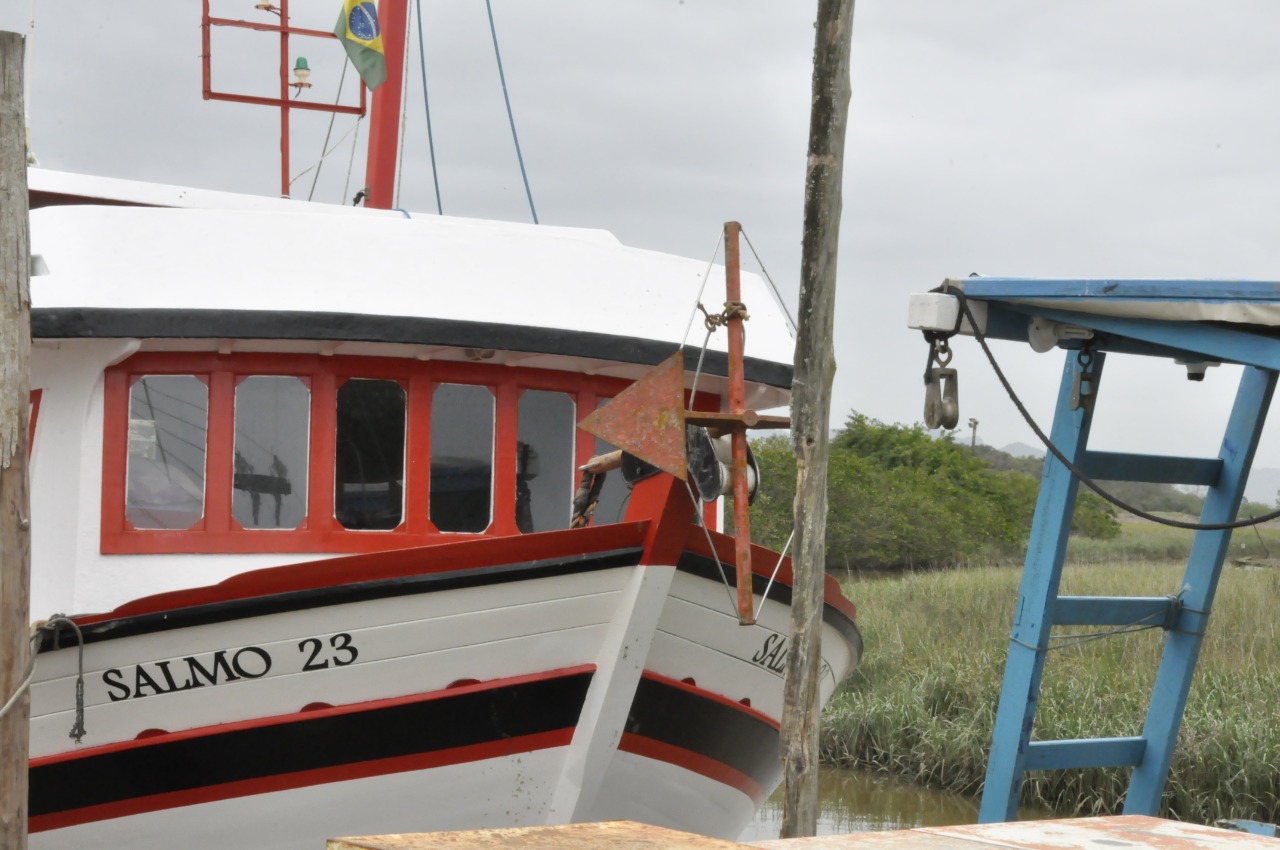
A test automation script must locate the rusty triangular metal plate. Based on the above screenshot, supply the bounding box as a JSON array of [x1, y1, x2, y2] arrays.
[[577, 351, 688, 479]]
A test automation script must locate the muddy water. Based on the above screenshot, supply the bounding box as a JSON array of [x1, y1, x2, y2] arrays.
[[740, 765, 1044, 841]]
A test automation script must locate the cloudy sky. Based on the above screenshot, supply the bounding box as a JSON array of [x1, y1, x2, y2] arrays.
[[5, 1, 1280, 497]]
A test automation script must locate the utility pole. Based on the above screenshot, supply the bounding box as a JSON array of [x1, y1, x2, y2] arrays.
[[0, 30, 32, 850], [780, 0, 855, 838], [969, 417, 979, 451]]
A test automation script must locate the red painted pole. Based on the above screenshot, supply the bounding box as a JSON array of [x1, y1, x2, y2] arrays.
[[363, 0, 409, 209], [279, 0, 291, 198], [724, 221, 755, 625]]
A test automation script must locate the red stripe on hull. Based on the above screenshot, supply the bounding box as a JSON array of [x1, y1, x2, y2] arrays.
[[32, 664, 595, 767]]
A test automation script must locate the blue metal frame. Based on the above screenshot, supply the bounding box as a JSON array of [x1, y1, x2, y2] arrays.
[[960, 278, 1279, 822]]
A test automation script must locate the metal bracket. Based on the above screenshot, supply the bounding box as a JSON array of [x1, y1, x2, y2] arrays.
[[1070, 350, 1099, 412], [924, 367, 959, 430]]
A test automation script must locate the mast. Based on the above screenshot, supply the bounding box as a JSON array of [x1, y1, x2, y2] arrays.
[[363, 0, 410, 209], [780, 0, 855, 838]]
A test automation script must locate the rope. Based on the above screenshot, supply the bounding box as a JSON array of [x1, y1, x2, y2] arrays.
[[0, 615, 87, 744], [415, 0, 443, 215], [484, 0, 538, 224], [947, 288, 1280, 531]]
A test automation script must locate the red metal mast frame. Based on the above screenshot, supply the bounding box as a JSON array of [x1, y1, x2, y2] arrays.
[[201, 0, 407, 205]]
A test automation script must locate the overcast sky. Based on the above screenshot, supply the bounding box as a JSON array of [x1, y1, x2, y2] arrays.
[[5, 1, 1280, 498]]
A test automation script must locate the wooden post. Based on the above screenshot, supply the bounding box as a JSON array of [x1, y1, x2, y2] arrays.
[[723, 221, 756, 625], [780, 0, 854, 838], [0, 30, 32, 850]]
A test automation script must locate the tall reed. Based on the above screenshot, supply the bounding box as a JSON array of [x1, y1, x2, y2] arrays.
[[823, 555, 1280, 825]]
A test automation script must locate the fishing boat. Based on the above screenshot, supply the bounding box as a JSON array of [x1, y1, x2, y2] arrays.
[[17, 5, 862, 849]]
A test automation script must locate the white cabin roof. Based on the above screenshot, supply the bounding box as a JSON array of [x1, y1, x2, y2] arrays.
[[28, 181, 794, 373]]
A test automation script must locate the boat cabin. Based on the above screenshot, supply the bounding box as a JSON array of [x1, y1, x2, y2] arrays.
[[25, 170, 796, 617]]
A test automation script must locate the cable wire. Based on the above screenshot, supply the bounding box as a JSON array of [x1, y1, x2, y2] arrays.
[[484, 0, 538, 224], [741, 226, 797, 338], [415, 0, 443, 215], [951, 289, 1280, 531], [305, 59, 350, 201]]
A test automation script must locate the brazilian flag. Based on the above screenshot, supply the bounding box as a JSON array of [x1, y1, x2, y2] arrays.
[[334, 0, 387, 90]]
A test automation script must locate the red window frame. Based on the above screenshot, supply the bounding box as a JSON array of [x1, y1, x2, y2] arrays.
[[100, 351, 676, 555]]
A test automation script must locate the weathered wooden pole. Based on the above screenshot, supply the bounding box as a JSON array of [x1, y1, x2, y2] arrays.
[[780, 0, 855, 838], [0, 29, 32, 850]]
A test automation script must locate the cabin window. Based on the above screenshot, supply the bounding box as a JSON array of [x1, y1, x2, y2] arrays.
[[335, 378, 406, 530], [430, 383, 494, 533], [126, 375, 208, 530], [101, 353, 645, 554], [516, 390, 575, 533], [233, 376, 310, 530]]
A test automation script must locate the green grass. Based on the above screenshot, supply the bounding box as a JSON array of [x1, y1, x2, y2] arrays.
[[822, 540, 1280, 825]]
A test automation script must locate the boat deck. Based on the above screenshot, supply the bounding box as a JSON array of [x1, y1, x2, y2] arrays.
[[329, 816, 1279, 849]]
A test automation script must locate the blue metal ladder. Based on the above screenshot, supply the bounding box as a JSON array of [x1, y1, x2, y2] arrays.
[[978, 348, 1278, 821]]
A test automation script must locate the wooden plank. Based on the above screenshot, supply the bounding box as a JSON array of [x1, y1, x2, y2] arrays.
[[329, 820, 751, 849]]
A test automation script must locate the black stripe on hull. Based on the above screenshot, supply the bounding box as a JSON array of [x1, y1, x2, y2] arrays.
[[675, 552, 863, 654], [38, 547, 643, 652], [30, 669, 594, 821], [30, 308, 793, 390], [627, 676, 780, 793]]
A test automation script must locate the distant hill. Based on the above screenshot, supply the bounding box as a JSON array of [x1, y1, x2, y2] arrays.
[[1001, 441, 1044, 459]]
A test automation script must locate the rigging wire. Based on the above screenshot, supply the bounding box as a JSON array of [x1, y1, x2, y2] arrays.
[[394, 0, 414, 210], [294, 119, 363, 193], [741, 227, 797, 339], [484, 0, 538, 224], [681, 232, 726, 352], [344, 118, 363, 204], [305, 59, 350, 201], [415, 0, 444, 215]]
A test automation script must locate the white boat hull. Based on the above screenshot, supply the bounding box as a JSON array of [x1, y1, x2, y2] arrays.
[[29, 526, 860, 848]]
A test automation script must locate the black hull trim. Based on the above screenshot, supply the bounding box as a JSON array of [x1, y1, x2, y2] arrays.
[[31, 308, 793, 390], [38, 547, 644, 652], [30, 669, 595, 822], [627, 676, 780, 791]]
